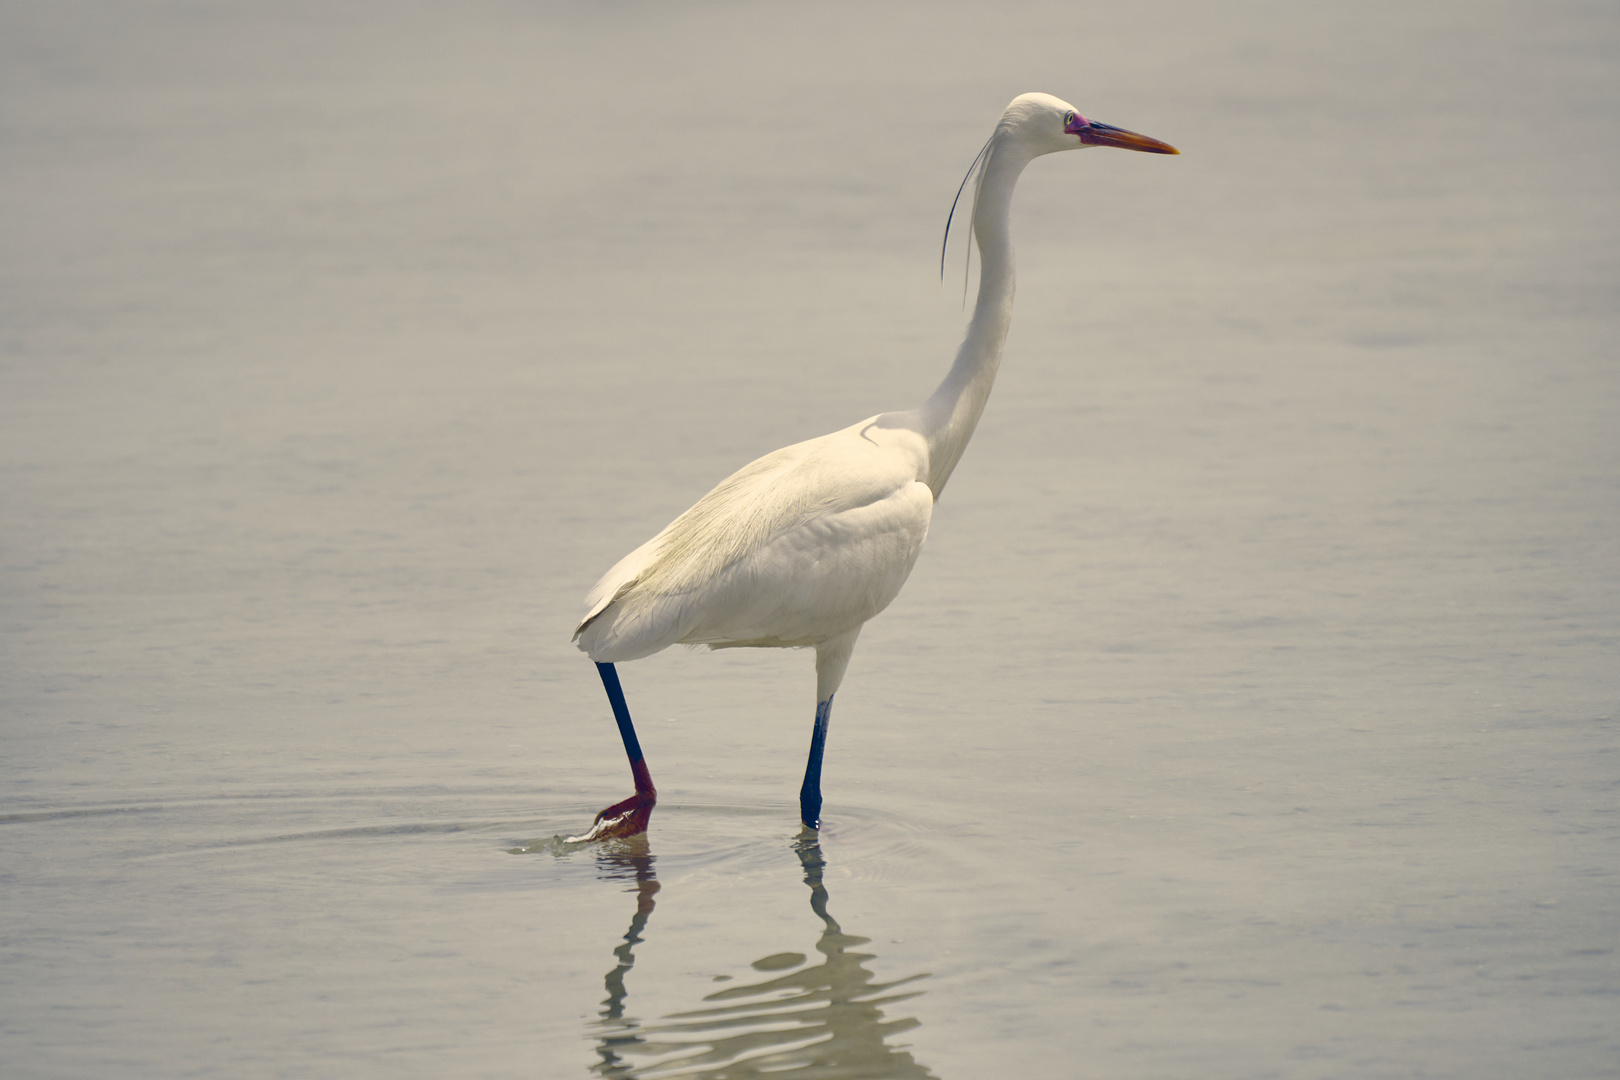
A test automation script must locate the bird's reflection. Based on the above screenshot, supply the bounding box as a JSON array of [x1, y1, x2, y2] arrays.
[[589, 835, 936, 1079]]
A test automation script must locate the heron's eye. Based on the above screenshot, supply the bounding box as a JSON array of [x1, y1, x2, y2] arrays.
[[1064, 112, 1076, 125]]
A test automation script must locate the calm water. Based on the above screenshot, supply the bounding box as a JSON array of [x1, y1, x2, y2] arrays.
[[3, 1, 1617, 1077]]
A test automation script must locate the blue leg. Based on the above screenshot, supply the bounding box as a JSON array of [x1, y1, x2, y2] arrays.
[[598, 662, 652, 791], [799, 695, 834, 830], [575, 662, 656, 841]]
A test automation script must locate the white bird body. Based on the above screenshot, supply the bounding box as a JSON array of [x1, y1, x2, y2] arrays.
[[576, 416, 932, 693], [570, 93, 1177, 838]]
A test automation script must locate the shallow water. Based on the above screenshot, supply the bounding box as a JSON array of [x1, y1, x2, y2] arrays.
[[3, 1, 1618, 1077]]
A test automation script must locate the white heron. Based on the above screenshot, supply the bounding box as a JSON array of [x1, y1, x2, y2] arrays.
[[571, 93, 1177, 840]]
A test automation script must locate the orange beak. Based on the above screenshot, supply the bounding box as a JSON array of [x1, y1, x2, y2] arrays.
[[1070, 119, 1179, 155]]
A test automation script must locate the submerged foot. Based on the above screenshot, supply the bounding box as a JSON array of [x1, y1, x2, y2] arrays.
[[568, 791, 656, 843]]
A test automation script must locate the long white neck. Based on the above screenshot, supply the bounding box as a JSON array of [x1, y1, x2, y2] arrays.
[[917, 136, 1037, 497]]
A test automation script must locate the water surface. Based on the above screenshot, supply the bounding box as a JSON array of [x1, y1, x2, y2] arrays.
[[3, 1, 1617, 1077]]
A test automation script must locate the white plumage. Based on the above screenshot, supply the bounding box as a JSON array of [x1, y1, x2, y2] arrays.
[[576, 419, 931, 695], [570, 93, 1177, 840]]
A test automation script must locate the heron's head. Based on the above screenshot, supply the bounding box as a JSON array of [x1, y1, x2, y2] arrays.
[[940, 93, 1178, 282], [1000, 92, 1179, 157]]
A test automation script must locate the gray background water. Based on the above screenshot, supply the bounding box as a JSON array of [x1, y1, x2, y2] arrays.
[[3, 1, 1616, 1077]]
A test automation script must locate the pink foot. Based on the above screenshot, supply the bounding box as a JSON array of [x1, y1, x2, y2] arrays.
[[567, 791, 656, 842]]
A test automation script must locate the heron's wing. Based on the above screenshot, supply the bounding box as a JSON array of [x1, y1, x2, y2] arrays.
[[680, 477, 933, 648], [575, 421, 929, 660]]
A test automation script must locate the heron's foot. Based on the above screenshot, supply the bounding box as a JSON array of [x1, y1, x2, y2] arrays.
[[567, 791, 656, 843]]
